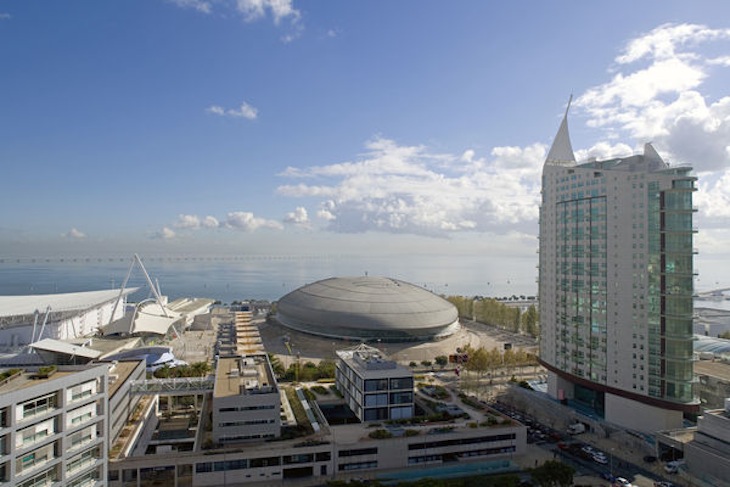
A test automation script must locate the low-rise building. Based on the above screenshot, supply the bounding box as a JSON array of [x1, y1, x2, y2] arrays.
[[212, 354, 280, 444], [335, 344, 414, 422], [684, 398, 730, 485]]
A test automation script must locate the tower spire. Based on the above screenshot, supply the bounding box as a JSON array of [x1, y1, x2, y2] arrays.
[[545, 96, 576, 166]]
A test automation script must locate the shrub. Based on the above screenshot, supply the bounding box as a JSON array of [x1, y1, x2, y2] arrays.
[[368, 429, 393, 439]]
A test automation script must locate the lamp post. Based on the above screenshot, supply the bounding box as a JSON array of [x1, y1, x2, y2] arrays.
[[610, 447, 614, 479]]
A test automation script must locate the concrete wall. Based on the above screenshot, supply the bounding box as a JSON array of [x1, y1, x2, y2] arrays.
[[605, 393, 682, 433]]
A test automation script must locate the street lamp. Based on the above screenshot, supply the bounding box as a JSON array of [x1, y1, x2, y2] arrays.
[[610, 447, 614, 478]]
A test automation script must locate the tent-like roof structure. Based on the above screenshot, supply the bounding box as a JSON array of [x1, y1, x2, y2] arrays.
[[103, 300, 181, 337]]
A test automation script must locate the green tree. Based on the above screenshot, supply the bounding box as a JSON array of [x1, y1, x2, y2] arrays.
[[521, 304, 539, 337], [268, 353, 285, 377], [190, 361, 211, 377], [434, 355, 449, 369], [531, 460, 575, 487], [316, 360, 336, 379]]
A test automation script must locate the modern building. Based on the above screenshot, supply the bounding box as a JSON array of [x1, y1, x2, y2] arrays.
[[0, 364, 109, 487], [335, 344, 414, 422], [0, 289, 137, 348], [212, 353, 280, 444], [538, 106, 699, 432], [684, 398, 730, 485], [276, 276, 460, 342]]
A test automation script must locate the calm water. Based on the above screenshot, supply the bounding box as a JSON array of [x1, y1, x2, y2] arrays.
[[0, 254, 538, 303]]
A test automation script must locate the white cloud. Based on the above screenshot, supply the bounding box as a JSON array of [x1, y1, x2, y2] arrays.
[[175, 214, 201, 229], [0, 13, 11, 20], [225, 211, 283, 231], [575, 23, 730, 173], [173, 214, 220, 229], [62, 228, 86, 240], [277, 137, 546, 236], [166, 0, 212, 13], [202, 216, 220, 228], [236, 0, 300, 25], [284, 207, 309, 225], [207, 101, 258, 120], [153, 227, 177, 240]]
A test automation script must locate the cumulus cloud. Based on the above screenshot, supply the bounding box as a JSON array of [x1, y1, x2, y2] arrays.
[[284, 206, 309, 225], [225, 211, 283, 231], [62, 228, 86, 240], [173, 214, 220, 230], [277, 136, 546, 236], [236, 0, 300, 25], [153, 227, 176, 240], [207, 101, 258, 120], [167, 0, 301, 28]]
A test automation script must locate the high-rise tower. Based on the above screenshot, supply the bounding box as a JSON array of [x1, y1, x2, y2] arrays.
[[538, 107, 699, 432]]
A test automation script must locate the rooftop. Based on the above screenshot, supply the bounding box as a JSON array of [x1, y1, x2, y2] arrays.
[[337, 344, 412, 379], [0, 364, 107, 395], [0, 288, 138, 319], [214, 354, 277, 398]]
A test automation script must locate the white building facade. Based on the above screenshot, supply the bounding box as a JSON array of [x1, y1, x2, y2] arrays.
[[539, 109, 699, 432], [0, 365, 109, 487], [212, 354, 280, 444]]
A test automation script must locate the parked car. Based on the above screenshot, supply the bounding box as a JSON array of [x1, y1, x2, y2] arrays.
[[593, 452, 608, 464], [614, 477, 634, 487]]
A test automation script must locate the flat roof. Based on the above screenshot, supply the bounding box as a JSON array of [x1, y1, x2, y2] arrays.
[[30, 338, 101, 359], [0, 365, 107, 394], [106, 359, 145, 397], [0, 288, 139, 318], [337, 344, 412, 380], [694, 360, 730, 382], [214, 355, 276, 398]]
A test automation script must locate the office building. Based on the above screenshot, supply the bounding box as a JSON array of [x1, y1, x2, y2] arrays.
[[335, 344, 414, 422], [0, 365, 109, 486], [212, 354, 280, 444], [538, 107, 699, 432]]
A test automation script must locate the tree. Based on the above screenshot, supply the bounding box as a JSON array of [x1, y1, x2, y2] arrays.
[[316, 360, 336, 379], [434, 355, 449, 369], [531, 460, 574, 487], [268, 353, 285, 377], [190, 361, 211, 377], [521, 304, 539, 337]]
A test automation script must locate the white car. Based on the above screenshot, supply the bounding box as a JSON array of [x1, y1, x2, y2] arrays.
[[593, 452, 608, 464], [614, 477, 634, 487]]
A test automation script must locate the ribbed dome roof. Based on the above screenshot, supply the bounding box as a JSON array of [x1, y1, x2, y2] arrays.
[[275, 276, 459, 342]]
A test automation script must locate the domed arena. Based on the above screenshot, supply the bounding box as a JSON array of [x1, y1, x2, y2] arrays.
[[275, 276, 460, 342]]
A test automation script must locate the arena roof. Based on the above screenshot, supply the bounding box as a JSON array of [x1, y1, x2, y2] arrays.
[[275, 276, 459, 342], [0, 288, 139, 318]]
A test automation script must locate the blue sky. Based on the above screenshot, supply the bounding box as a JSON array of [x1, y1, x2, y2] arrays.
[[2, 1, 730, 290]]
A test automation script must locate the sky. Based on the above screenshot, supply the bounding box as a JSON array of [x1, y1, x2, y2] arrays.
[[2, 1, 730, 292]]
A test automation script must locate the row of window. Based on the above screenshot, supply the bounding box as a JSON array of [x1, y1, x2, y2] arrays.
[[218, 419, 275, 427]]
